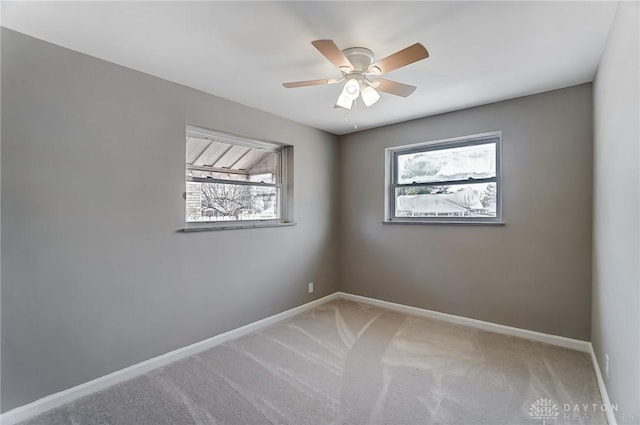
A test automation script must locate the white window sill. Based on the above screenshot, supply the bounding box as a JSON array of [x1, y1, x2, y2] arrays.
[[181, 222, 296, 232], [383, 220, 505, 226]]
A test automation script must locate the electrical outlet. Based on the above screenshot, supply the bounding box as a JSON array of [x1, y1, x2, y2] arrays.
[[308, 282, 314, 293], [605, 354, 610, 379]]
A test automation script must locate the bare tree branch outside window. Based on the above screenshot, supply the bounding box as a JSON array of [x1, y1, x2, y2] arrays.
[[200, 183, 255, 219]]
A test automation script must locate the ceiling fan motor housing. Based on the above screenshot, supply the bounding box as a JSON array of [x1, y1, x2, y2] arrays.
[[342, 47, 375, 72]]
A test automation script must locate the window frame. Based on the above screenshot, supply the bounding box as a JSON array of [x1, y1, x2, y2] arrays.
[[184, 125, 294, 231], [384, 131, 503, 225]]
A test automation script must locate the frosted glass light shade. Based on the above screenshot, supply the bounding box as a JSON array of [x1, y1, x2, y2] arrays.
[[361, 86, 381, 107], [342, 79, 360, 100], [336, 93, 353, 109]]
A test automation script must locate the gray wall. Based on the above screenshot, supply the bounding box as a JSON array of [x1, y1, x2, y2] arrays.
[[592, 2, 640, 423], [1, 29, 340, 411], [339, 84, 593, 341], [4, 17, 635, 416]]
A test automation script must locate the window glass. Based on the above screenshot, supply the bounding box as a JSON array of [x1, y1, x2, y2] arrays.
[[395, 182, 497, 218], [186, 181, 278, 222], [397, 142, 496, 184], [185, 127, 289, 226], [386, 133, 501, 223]]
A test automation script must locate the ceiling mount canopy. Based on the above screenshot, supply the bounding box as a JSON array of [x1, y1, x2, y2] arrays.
[[283, 40, 429, 110]]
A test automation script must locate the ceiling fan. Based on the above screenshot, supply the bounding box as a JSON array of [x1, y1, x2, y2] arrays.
[[283, 40, 429, 109]]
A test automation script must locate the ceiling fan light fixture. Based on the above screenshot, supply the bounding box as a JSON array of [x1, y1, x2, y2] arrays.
[[283, 40, 429, 112], [336, 92, 353, 109], [342, 78, 360, 100], [361, 85, 381, 107]]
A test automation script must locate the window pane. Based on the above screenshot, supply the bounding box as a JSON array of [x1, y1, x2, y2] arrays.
[[186, 137, 278, 184], [397, 142, 496, 184], [395, 182, 497, 218], [186, 181, 279, 222]]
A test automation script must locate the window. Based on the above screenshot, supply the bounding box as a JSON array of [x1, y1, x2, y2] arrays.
[[185, 126, 292, 230], [385, 131, 502, 224]]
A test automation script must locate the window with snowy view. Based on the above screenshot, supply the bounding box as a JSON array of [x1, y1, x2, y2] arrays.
[[385, 132, 502, 224], [185, 126, 291, 229]]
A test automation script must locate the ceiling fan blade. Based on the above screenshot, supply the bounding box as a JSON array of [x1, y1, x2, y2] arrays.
[[372, 79, 417, 97], [311, 40, 353, 70], [369, 43, 429, 75], [283, 79, 331, 88]]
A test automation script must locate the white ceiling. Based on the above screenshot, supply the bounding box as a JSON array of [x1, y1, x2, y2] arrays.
[[2, 1, 618, 135]]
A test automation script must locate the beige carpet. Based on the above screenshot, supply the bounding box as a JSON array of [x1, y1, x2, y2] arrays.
[[19, 299, 605, 425]]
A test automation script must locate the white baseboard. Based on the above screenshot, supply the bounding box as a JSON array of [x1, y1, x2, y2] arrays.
[[336, 294, 623, 422], [2, 291, 610, 425], [336, 292, 591, 352], [0, 292, 339, 425], [336, 293, 621, 423], [589, 345, 618, 425]]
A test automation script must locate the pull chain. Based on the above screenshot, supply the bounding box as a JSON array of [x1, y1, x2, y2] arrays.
[[353, 99, 358, 130], [342, 101, 359, 131]]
